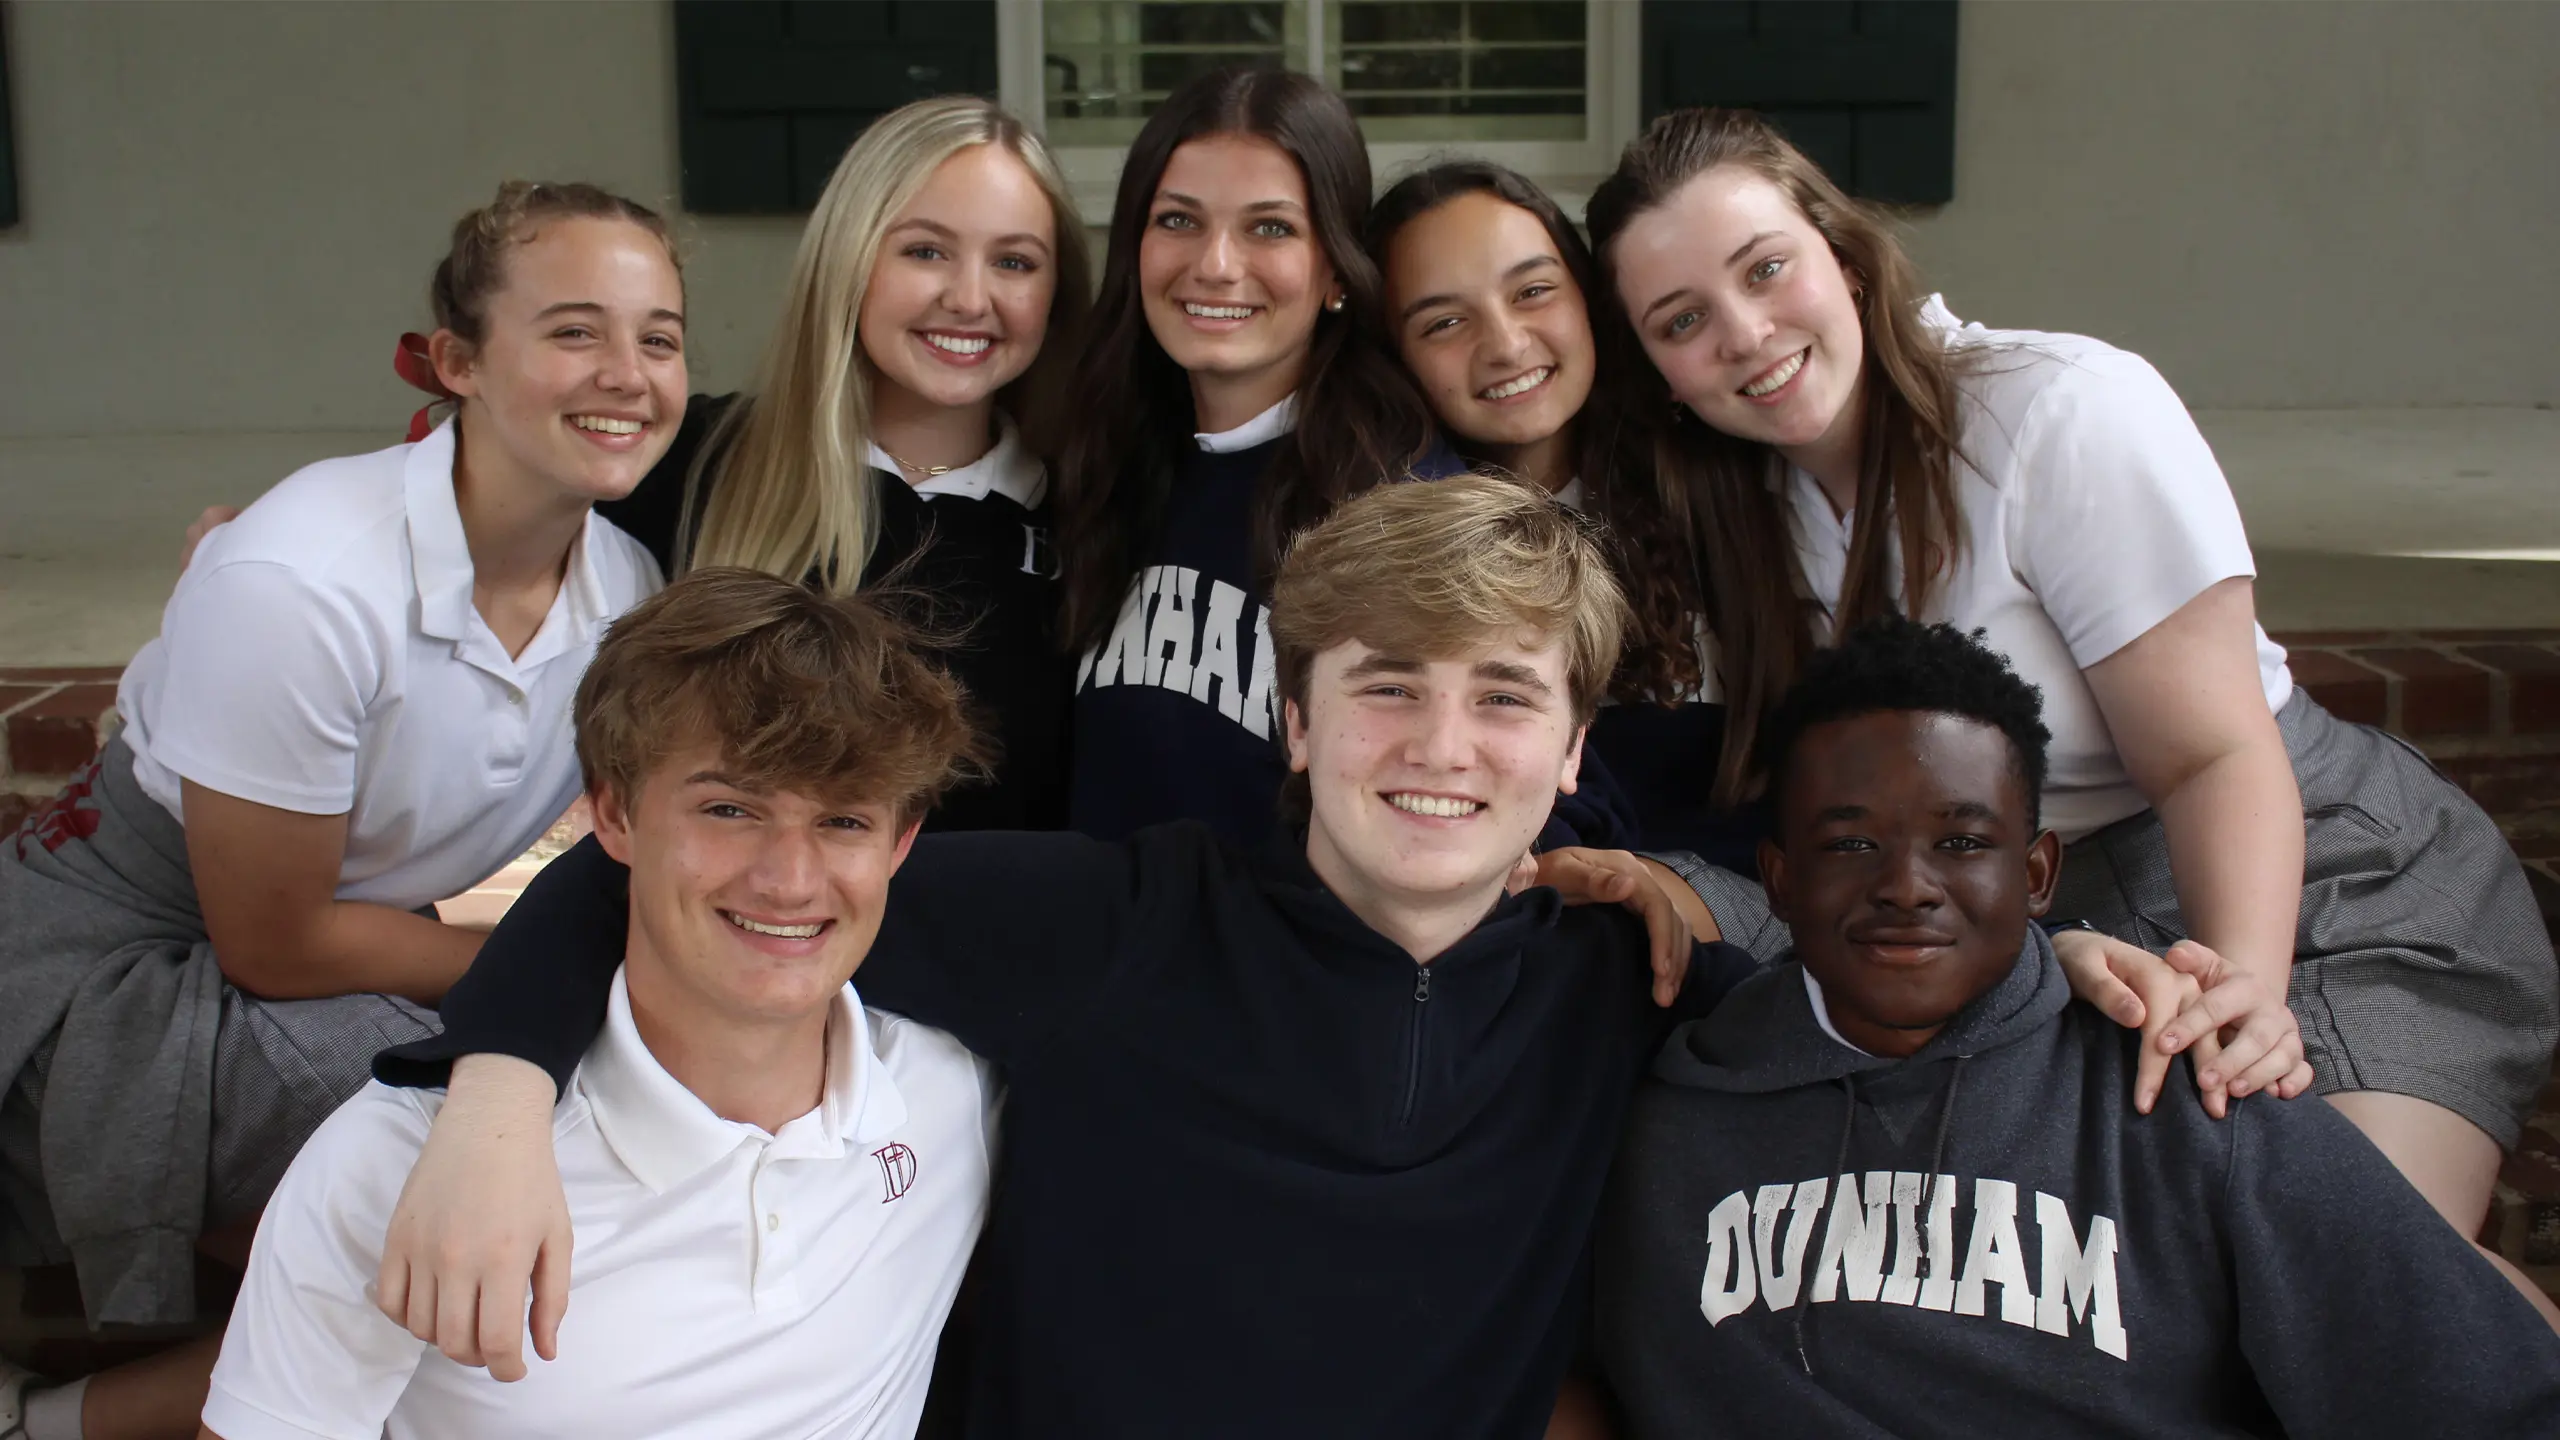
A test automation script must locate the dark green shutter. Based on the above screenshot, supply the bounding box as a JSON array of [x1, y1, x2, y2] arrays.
[[675, 0, 999, 215], [1640, 1, 1959, 204], [1, 15, 18, 229]]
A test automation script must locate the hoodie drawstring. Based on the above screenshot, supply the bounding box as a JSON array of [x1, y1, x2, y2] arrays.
[[1793, 1055, 1971, 1379], [1796, 1074, 1860, 1375], [1915, 1055, 1970, 1290]]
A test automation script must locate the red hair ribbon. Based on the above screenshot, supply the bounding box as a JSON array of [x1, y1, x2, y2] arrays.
[[395, 332, 459, 443]]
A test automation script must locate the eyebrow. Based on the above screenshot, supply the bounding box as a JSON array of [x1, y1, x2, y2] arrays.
[[1725, 228, 1784, 267], [1637, 232, 1786, 323], [683, 769, 757, 792], [888, 217, 1054, 254], [534, 300, 686, 326], [1398, 253, 1563, 324], [1157, 190, 1306, 216], [1937, 801, 2002, 822]]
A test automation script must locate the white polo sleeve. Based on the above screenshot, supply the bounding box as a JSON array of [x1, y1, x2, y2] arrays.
[[147, 560, 378, 815], [201, 1085, 436, 1440], [2005, 349, 2259, 669]]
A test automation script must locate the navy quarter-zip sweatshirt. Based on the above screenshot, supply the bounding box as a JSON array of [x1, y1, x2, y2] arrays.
[[382, 825, 1757, 1438], [1595, 929, 2560, 1438]]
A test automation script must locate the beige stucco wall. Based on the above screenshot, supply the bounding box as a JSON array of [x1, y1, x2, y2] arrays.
[[2, 0, 2552, 441]]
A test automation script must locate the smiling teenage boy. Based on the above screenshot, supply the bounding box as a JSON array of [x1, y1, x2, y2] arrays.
[[1595, 616, 2560, 1438], [196, 570, 998, 1440], [365, 474, 1759, 1438]]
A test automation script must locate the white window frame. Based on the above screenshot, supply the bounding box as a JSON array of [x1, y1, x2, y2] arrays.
[[995, 0, 1643, 221]]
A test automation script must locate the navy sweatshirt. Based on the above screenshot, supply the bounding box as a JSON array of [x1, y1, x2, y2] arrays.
[[380, 825, 1759, 1438], [600, 394, 1071, 831], [1595, 930, 2560, 1438]]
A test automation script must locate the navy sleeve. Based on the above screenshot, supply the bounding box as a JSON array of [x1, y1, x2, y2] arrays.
[[1540, 743, 1639, 852], [374, 833, 629, 1095], [1674, 939, 1763, 1024], [853, 829, 1155, 1063], [374, 827, 1165, 1093], [2225, 1094, 2560, 1435]]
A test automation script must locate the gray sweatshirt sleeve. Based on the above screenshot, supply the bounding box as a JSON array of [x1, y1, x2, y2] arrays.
[[1641, 850, 1792, 963], [2226, 1097, 2560, 1436]]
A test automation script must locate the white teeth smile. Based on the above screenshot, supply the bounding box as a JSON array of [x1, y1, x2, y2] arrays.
[[724, 912, 824, 939], [572, 415, 643, 435], [923, 333, 991, 355], [1479, 367, 1553, 401], [1740, 349, 1807, 398], [1184, 303, 1256, 320], [1387, 793, 1484, 819]]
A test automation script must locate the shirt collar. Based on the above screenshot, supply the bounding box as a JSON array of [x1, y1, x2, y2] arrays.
[[579, 966, 909, 1194], [866, 413, 1048, 507], [1552, 475, 1588, 511], [1194, 394, 1298, 454], [404, 419, 478, 644], [1803, 968, 1875, 1057]]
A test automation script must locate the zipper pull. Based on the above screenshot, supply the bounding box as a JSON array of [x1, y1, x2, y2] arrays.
[[1414, 966, 1432, 1003]]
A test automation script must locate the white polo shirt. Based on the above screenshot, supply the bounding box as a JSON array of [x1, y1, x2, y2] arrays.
[[203, 970, 997, 1440], [115, 419, 660, 910], [1784, 299, 2294, 841]]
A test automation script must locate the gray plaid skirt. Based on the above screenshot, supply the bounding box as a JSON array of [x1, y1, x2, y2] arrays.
[[2053, 690, 2559, 1149]]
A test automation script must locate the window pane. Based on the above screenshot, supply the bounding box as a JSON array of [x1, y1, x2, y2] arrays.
[[1330, 0, 1585, 144], [1039, 0, 1588, 151], [1045, 0, 1303, 148]]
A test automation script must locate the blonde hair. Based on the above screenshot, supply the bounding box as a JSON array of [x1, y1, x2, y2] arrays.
[[683, 98, 1091, 593], [575, 568, 991, 824], [1271, 473, 1629, 728]]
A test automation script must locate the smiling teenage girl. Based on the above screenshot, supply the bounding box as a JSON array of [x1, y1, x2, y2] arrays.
[[1369, 161, 1753, 877], [1058, 67, 1455, 845], [606, 96, 1090, 830], [0, 182, 678, 1438], [1584, 108, 2560, 1324]]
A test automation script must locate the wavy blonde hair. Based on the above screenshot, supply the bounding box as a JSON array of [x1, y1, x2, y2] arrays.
[[683, 98, 1090, 593]]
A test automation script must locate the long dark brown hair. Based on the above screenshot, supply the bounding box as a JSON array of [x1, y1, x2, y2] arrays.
[[1366, 159, 1700, 705], [1055, 67, 1440, 651], [1585, 108, 1971, 803]]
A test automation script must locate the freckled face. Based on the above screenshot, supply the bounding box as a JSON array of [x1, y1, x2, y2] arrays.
[[1609, 166, 1865, 463], [1385, 191, 1595, 454], [1137, 134, 1338, 407], [857, 143, 1060, 413], [1761, 710, 2060, 1058]]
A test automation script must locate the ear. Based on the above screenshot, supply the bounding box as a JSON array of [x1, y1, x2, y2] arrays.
[[1554, 724, 1586, 796], [2022, 828, 2063, 918], [1757, 837, 1790, 921], [427, 327, 481, 400], [886, 814, 925, 877], [1283, 697, 1311, 775], [591, 782, 637, 866]]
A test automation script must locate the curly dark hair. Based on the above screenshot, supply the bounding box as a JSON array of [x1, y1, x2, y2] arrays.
[[1756, 615, 2052, 826]]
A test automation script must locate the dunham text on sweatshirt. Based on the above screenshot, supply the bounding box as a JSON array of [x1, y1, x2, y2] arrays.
[[1594, 931, 2560, 1439]]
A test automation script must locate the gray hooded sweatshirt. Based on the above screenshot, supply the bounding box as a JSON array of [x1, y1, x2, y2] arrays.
[[1595, 929, 2560, 1438]]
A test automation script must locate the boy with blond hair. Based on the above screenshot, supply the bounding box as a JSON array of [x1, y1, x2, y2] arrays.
[[198, 570, 999, 1439], [361, 475, 1761, 1438]]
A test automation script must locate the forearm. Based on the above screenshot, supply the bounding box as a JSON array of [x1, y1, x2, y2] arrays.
[[219, 900, 482, 1007], [2150, 738, 2302, 992]]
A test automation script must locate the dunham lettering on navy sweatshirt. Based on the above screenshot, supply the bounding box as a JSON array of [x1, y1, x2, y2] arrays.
[[384, 825, 1763, 1439], [1594, 930, 2560, 1439]]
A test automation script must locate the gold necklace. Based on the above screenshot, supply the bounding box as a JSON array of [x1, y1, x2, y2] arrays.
[[878, 447, 955, 477]]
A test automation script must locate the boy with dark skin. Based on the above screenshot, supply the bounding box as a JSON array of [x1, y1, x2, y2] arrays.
[[1595, 617, 2560, 1438]]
